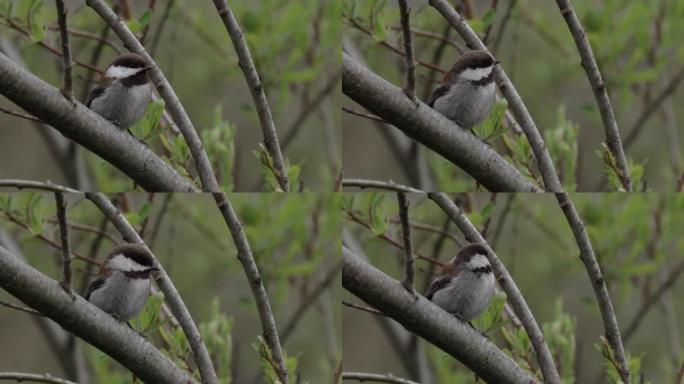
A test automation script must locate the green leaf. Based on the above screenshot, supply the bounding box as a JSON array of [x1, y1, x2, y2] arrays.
[[27, 0, 45, 42], [481, 9, 496, 29], [368, 193, 387, 236], [473, 99, 508, 140], [139, 9, 153, 29], [130, 99, 165, 140]]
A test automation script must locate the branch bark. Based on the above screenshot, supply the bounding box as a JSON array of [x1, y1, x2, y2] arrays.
[[0, 246, 197, 383], [85, 0, 220, 192], [54, 0, 73, 100], [343, 53, 540, 192], [428, 0, 563, 192], [427, 192, 561, 384], [342, 246, 539, 384], [0, 52, 196, 192], [54, 192, 73, 291], [397, 192, 415, 291], [84, 193, 218, 384], [554, 0, 632, 191], [342, 371, 419, 384], [211, 0, 289, 191], [212, 192, 288, 383], [0, 372, 77, 384], [554, 192, 630, 383], [397, 0, 416, 100]]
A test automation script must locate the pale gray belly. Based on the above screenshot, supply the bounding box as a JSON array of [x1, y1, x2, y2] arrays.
[[433, 81, 495, 129], [90, 82, 151, 130]]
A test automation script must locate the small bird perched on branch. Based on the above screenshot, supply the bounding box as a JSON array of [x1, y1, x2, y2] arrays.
[[427, 50, 499, 132], [84, 243, 158, 322], [86, 53, 153, 132], [425, 243, 495, 322]]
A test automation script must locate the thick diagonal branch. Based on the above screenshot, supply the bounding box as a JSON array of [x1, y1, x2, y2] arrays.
[[343, 53, 539, 192], [85, 0, 220, 192], [0, 52, 195, 192], [342, 246, 539, 383]]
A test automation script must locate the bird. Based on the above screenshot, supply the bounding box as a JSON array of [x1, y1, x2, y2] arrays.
[[86, 53, 153, 131], [84, 243, 158, 322], [426, 50, 499, 131], [424, 243, 495, 322]]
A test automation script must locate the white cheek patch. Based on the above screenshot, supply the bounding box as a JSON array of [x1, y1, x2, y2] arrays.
[[466, 253, 490, 270], [108, 254, 148, 272], [105, 65, 144, 79], [459, 66, 493, 81]]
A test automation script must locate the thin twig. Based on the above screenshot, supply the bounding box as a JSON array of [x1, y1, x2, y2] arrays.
[[492, 0, 515, 53], [55, 0, 73, 99], [0, 372, 76, 384], [341, 107, 387, 123], [212, 192, 288, 384], [0, 179, 80, 193], [46, 24, 123, 53], [397, 193, 415, 292], [397, 0, 416, 100], [482, 0, 499, 45], [54, 192, 73, 291], [211, 0, 289, 191], [342, 178, 424, 193], [139, 0, 157, 45], [428, 0, 562, 192], [0, 299, 45, 317], [554, 192, 630, 383], [85, 193, 219, 384], [676, 359, 684, 384], [428, 193, 561, 384], [341, 300, 387, 317], [0, 106, 44, 123], [342, 372, 419, 384], [86, 0, 220, 192], [555, 0, 631, 191]]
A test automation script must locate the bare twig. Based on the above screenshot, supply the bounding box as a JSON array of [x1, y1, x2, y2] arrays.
[[341, 106, 387, 123], [54, 0, 73, 99], [212, 193, 288, 384], [342, 371, 419, 384], [211, 0, 289, 191], [54, 193, 73, 292], [139, 0, 157, 44], [429, 0, 563, 192], [0, 106, 44, 123], [482, 0, 499, 45], [342, 178, 424, 193], [85, 193, 218, 384], [342, 300, 388, 317], [0, 299, 45, 317], [428, 193, 561, 384], [397, 193, 416, 292], [0, 372, 77, 384], [85, 0, 220, 192], [555, 0, 631, 191], [0, 179, 80, 193], [46, 24, 123, 53], [492, 0, 515, 53], [554, 192, 630, 383], [397, 0, 416, 100]]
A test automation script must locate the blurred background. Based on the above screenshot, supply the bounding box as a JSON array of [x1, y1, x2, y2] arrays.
[[343, 192, 684, 383], [0, 192, 341, 383], [0, 0, 341, 191], [342, 0, 684, 191]]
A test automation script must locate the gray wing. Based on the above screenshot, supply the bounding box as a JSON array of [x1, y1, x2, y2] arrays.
[[424, 276, 453, 300], [426, 83, 451, 107], [86, 85, 106, 107], [84, 276, 106, 300]]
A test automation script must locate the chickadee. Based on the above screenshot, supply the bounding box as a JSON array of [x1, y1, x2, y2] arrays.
[[424, 243, 495, 322], [427, 50, 499, 131], [84, 243, 159, 322], [86, 53, 153, 131]]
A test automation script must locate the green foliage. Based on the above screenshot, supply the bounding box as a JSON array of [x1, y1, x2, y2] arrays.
[[200, 299, 234, 384], [254, 336, 303, 384], [542, 300, 576, 383], [473, 99, 510, 141], [595, 337, 646, 384], [203, 106, 237, 191], [130, 99, 167, 141], [597, 144, 646, 191], [471, 291, 507, 334], [428, 152, 480, 192], [126, 9, 153, 34], [545, 106, 579, 191], [253, 144, 301, 192], [470, 8, 496, 34], [132, 291, 166, 335], [426, 345, 474, 384]]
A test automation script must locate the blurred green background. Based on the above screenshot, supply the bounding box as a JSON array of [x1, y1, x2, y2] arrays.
[[342, 0, 684, 191], [0, 0, 341, 191], [343, 192, 684, 383], [0, 192, 341, 383]]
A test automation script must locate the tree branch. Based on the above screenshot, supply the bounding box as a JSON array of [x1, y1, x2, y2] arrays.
[[0, 372, 76, 384], [396, 193, 415, 292], [343, 53, 540, 192], [427, 192, 561, 384], [85, 0, 220, 192], [0, 53, 196, 192], [428, 0, 563, 192], [54, 192, 73, 291], [0, 179, 80, 193], [0, 246, 197, 383], [211, 0, 289, 191], [212, 192, 288, 384], [342, 246, 539, 383], [54, 0, 73, 100], [342, 371, 419, 384], [84, 193, 218, 384], [397, 0, 416, 100], [342, 178, 424, 193], [555, 0, 631, 191], [554, 192, 630, 383]]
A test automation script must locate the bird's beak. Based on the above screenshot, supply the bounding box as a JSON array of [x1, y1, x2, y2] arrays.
[[143, 65, 154, 72], [494, 60, 501, 65]]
